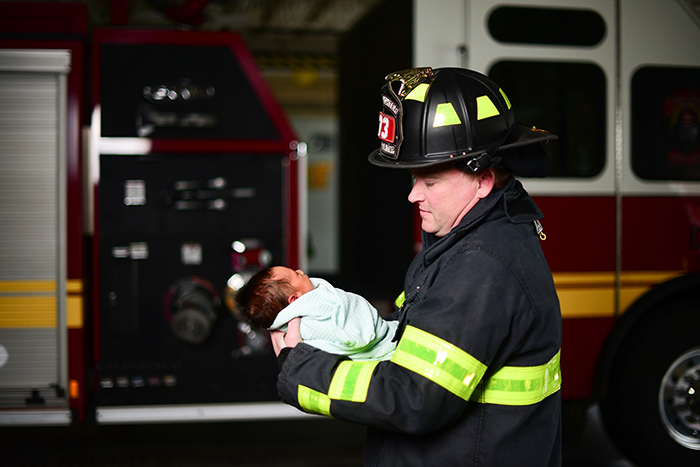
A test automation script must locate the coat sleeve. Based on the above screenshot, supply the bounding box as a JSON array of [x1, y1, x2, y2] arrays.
[[276, 249, 532, 434]]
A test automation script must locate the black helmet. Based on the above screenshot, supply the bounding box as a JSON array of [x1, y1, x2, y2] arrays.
[[368, 67, 557, 176]]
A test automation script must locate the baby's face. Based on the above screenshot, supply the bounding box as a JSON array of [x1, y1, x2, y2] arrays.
[[270, 266, 315, 295]]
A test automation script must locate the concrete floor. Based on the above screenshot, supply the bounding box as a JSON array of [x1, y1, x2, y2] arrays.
[[1, 417, 364, 466], [0, 404, 636, 466]]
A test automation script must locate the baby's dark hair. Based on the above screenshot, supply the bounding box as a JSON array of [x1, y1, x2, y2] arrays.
[[234, 268, 294, 329]]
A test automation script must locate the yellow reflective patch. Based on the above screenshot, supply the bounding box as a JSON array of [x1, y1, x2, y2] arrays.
[[469, 350, 562, 406], [329, 360, 379, 403], [392, 326, 561, 406], [499, 88, 511, 109], [433, 103, 462, 127], [476, 95, 499, 120], [391, 325, 486, 401], [405, 83, 430, 102], [394, 290, 406, 308], [298, 385, 332, 417]]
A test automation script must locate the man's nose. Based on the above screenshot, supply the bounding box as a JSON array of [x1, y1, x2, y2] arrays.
[[408, 184, 423, 204]]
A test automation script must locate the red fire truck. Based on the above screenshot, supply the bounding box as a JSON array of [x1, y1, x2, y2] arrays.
[[0, 3, 305, 427], [413, 0, 700, 465]]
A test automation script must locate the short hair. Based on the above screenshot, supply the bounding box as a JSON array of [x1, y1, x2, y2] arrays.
[[453, 161, 512, 188], [489, 166, 512, 188], [234, 268, 295, 329]]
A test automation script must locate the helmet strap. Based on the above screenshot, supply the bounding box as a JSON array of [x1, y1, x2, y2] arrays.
[[464, 153, 493, 172], [464, 121, 518, 172]]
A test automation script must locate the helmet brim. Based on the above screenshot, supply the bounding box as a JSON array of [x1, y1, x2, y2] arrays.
[[368, 122, 557, 170], [500, 123, 558, 151]]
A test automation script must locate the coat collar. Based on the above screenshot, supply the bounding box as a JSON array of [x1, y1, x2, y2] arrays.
[[421, 177, 542, 264]]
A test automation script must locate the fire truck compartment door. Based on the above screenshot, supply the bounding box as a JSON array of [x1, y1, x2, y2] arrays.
[[0, 49, 71, 420]]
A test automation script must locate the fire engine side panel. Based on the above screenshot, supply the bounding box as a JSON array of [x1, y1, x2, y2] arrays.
[[0, 3, 89, 423], [596, 4, 700, 461], [619, 0, 700, 282], [91, 30, 301, 418], [0, 50, 70, 414], [95, 154, 283, 407], [622, 197, 700, 273], [561, 317, 616, 400], [533, 197, 616, 273]]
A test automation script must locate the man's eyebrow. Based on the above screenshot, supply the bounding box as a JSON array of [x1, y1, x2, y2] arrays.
[[417, 172, 441, 180]]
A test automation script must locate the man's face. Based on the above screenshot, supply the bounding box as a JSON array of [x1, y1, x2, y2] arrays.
[[408, 165, 492, 237], [270, 266, 315, 298]]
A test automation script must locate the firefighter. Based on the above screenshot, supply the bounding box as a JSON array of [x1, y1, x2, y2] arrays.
[[271, 67, 563, 466]]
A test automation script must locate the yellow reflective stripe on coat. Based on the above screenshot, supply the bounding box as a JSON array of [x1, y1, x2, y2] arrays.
[[469, 350, 561, 406], [394, 290, 406, 308], [391, 325, 487, 401], [328, 360, 380, 403], [298, 385, 332, 417]]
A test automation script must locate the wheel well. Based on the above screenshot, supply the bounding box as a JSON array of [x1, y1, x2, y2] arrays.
[[592, 272, 700, 400]]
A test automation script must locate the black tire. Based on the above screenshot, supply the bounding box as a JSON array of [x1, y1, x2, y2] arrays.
[[600, 294, 700, 467]]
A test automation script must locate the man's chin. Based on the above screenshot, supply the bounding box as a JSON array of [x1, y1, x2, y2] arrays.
[[421, 222, 438, 235]]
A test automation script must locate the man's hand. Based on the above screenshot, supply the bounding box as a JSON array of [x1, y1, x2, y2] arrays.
[[270, 317, 301, 356]]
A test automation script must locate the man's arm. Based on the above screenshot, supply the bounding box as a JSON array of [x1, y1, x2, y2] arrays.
[[273, 253, 524, 434]]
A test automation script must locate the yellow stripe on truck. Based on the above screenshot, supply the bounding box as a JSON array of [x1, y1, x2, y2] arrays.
[[0, 279, 83, 329], [0, 281, 56, 293], [0, 296, 56, 328], [552, 271, 683, 318]]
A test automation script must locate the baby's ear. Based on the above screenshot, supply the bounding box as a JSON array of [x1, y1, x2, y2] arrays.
[[288, 291, 302, 304]]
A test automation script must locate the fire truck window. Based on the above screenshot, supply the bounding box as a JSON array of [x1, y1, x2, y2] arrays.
[[632, 66, 700, 181], [489, 61, 606, 178], [488, 6, 606, 47]]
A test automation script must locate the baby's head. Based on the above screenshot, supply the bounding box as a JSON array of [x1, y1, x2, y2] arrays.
[[235, 266, 314, 328]]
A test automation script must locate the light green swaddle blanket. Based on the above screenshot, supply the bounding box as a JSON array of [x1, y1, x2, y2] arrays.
[[268, 278, 398, 361]]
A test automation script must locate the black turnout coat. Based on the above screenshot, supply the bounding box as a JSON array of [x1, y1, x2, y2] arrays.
[[277, 176, 563, 466]]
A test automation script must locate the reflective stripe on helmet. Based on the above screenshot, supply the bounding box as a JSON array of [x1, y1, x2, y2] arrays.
[[470, 350, 561, 406], [391, 325, 487, 401], [433, 103, 462, 127], [476, 95, 500, 120], [500, 88, 512, 109], [298, 385, 332, 417], [394, 290, 406, 308], [328, 360, 380, 403], [406, 82, 430, 102]]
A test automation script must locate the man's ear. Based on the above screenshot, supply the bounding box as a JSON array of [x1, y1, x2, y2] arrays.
[[476, 169, 496, 198]]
